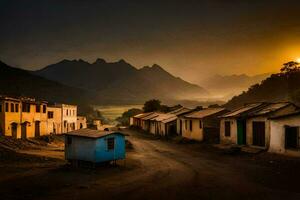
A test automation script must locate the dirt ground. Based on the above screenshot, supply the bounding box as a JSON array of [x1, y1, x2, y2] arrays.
[[1, 129, 300, 200]]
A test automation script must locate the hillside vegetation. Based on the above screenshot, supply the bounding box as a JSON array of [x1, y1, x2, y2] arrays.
[[225, 61, 300, 109]]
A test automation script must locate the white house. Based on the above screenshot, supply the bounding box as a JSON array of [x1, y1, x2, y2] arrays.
[[53, 104, 77, 133], [245, 102, 297, 149], [269, 111, 300, 156], [219, 103, 266, 145]]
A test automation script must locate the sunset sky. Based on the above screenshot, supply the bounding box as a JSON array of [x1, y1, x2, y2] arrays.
[[1, 0, 300, 83]]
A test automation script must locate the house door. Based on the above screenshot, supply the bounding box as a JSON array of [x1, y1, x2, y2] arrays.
[[11, 123, 17, 139], [21, 123, 27, 139], [237, 120, 246, 145], [285, 126, 299, 149], [252, 121, 265, 147], [35, 121, 40, 137], [179, 120, 182, 135]]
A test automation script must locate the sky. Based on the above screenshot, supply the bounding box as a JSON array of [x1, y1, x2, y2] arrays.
[[1, 0, 300, 83]]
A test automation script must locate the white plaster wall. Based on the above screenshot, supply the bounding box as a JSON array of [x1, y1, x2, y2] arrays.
[[220, 118, 237, 144], [269, 116, 300, 156], [182, 119, 203, 141]]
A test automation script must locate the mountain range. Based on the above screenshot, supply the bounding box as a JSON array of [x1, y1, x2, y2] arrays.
[[34, 58, 208, 104], [0, 59, 208, 106], [199, 73, 271, 100], [0, 60, 90, 105]]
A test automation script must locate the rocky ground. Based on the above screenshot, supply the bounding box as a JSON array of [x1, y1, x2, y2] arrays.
[[0, 129, 300, 200]]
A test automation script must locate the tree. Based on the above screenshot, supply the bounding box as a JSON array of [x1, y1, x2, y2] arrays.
[[116, 108, 143, 126], [143, 99, 161, 112], [280, 61, 299, 74]]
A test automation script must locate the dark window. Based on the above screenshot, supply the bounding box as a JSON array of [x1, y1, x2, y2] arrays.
[[66, 110, 68, 116], [107, 138, 115, 150], [43, 105, 46, 113], [11, 103, 14, 112], [252, 122, 266, 146], [5, 103, 9, 112], [185, 120, 187, 130], [73, 110, 75, 116], [285, 126, 299, 149], [190, 120, 193, 131], [0, 104, 2, 112], [67, 136, 72, 145], [225, 121, 231, 137], [199, 120, 202, 129], [48, 111, 54, 119], [15, 104, 19, 112], [36, 104, 40, 112], [22, 103, 30, 112]]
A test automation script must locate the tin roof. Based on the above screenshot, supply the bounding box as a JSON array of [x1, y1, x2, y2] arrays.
[[150, 113, 177, 122], [162, 115, 177, 123], [141, 112, 161, 120], [268, 110, 300, 120], [220, 103, 265, 118], [65, 128, 125, 138], [133, 112, 153, 119], [184, 108, 226, 119], [168, 107, 192, 116], [249, 102, 293, 117]]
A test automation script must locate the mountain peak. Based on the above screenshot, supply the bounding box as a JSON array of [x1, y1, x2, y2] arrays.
[[94, 58, 106, 65], [152, 64, 164, 70], [117, 59, 128, 64]]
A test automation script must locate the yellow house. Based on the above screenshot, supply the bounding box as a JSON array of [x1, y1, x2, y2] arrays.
[[0, 96, 22, 138], [20, 97, 48, 138], [47, 105, 62, 134], [0, 96, 48, 139], [180, 108, 228, 142]]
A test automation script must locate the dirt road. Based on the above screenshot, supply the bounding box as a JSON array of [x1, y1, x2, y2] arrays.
[[1, 129, 300, 200]]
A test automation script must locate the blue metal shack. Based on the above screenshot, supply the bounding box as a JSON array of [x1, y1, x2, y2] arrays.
[[65, 129, 126, 163]]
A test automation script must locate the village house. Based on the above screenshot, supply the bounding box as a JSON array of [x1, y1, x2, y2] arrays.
[[179, 108, 228, 142], [170, 107, 195, 135], [65, 129, 126, 164], [219, 103, 267, 145], [0, 96, 48, 139], [130, 112, 153, 128], [268, 111, 300, 156], [245, 102, 297, 149], [77, 116, 87, 129], [140, 112, 160, 132], [47, 105, 62, 134], [149, 113, 177, 136], [53, 103, 78, 133], [0, 96, 22, 138]]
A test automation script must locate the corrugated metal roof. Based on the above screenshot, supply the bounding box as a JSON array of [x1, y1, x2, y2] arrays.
[[65, 128, 125, 138], [141, 112, 161, 120], [162, 116, 177, 123], [150, 113, 177, 122], [184, 108, 226, 119], [269, 110, 300, 120], [168, 107, 192, 116], [133, 112, 153, 119], [221, 103, 264, 118], [249, 102, 291, 116]]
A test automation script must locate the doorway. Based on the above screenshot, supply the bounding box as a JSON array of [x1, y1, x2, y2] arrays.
[[237, 120, 246, 145], [179, 120, 182, 135], [35, 121, 40, 137], [21, 123, 27, 139], [252, 121, 266, 147], [11, 123, 17, 139]]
